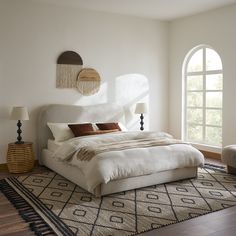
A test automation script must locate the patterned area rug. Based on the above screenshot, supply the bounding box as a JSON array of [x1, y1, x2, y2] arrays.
[[1, 167, 236, 236]]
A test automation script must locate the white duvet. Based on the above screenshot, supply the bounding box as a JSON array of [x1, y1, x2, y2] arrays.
[[53, 131, 204, 192]]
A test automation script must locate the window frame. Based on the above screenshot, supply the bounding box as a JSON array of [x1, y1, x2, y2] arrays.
[[183, 45, 223, 147]]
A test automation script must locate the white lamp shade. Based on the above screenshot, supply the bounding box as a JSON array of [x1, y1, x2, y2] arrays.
[[10, 107, 29, 120], [135, 103, 148, 114]]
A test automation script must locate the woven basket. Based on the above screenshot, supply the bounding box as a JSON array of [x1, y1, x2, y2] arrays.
[[7, 142, 35, 173]]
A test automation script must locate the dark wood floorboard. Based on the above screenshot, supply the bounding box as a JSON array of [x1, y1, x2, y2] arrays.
[[1, 158, 236, 236]]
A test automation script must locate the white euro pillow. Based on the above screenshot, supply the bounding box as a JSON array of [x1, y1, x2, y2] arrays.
[[47, 122, 74, 142]]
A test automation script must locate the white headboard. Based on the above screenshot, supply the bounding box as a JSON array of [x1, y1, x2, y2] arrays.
[[37, 103, 125, 162]]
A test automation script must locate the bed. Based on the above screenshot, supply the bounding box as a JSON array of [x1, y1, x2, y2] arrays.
[[37, 103, 204, 196]]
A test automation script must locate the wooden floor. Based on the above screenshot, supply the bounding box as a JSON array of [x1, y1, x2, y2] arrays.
[[0, 194, 36, 236], [0, 166, 46, 236], [1, 159, 236, 236]]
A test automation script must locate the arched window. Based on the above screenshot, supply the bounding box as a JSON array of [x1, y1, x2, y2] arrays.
[[183, 45, 223, 147]]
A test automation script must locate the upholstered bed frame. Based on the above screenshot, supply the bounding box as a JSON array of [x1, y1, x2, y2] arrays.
[[37, 103, 198, 196]]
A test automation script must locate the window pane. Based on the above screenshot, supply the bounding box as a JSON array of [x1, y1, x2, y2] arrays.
[[187, 124, 203, 141], [187, 76, 203, 90], [187, 108, 203, 124], [206, 74, 223, 90], [206, 109, 222, 126], [206, 48, 222, 71], [205, 126, 222, 146], [187, 92, 203, 107], [206, 92, 222, 108], [187, 49, 203, 72]]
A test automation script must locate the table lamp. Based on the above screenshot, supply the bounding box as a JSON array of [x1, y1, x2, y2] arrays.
[[135, 103, 147, 131], [10, 106, 29, 144]]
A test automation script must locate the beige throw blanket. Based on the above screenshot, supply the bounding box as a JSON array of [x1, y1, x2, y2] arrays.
[[77, 137, 185, 161]]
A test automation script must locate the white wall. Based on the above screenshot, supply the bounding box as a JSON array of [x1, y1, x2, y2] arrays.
[[0, 0, 169, 163], [169, 4, 236, 151]]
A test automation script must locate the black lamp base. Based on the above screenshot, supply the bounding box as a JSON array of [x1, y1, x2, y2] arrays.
[[15, 120, 24, 144], [140, 114, 144, 131]]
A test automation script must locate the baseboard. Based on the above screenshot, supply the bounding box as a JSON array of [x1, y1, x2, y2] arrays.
[[0, 160, 39, 172], [200, 150, 221, 160]]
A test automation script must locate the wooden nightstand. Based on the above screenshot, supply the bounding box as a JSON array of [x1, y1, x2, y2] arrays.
[[7, 142, 35, 173]]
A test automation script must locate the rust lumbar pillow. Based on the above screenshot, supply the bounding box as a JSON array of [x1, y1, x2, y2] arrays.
[[68, 123, 94, 137], [96, 122, 122, 131]]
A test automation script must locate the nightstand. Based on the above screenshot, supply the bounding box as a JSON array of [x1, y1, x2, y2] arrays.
[[7, 142, 35, 173]]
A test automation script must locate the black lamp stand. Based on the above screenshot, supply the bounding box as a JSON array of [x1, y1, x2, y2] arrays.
[[15, 120, 24, 144], [140, 113, 144, 131]]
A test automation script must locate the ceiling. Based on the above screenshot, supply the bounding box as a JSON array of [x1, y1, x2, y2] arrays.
[[36, 0, 236, 20]]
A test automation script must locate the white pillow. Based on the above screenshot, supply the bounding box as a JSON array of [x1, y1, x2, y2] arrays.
[[118, 122, 128, 131], [47, 123, 74, 142]]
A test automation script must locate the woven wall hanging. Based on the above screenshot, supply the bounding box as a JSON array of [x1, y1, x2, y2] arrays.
[[77, 68, 101, 96], [56, 51, 83, 88]]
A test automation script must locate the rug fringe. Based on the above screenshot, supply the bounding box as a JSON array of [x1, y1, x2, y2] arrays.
[[0, 179, 56, 236], [204, 163, 226, 172]]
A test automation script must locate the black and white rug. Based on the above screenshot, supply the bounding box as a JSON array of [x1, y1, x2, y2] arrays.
[[1, 166, 236, 236]]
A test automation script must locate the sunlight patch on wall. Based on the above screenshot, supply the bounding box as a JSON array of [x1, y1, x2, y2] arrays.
[[115, 74, 149, 131]]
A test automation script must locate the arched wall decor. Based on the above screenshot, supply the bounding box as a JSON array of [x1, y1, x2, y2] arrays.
[[77, 68, 101, 96], [56, 51, 83, 88]]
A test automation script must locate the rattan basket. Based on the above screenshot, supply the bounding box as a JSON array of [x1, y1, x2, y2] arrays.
[[7, 142, 35, 173]]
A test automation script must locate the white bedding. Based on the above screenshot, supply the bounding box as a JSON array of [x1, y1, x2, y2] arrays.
[[53, 131, 204, 192], [47, 139, 64, 152]]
